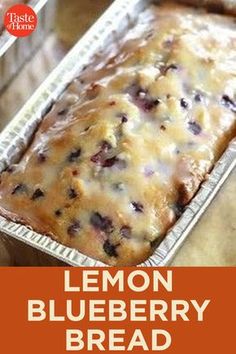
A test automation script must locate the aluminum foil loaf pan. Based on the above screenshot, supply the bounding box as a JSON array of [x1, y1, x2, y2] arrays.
[[0, 0, 236, 266], [0, 0, 56, 91]]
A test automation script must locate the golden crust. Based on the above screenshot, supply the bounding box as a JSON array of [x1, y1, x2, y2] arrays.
[[0, 2, 236, 265]]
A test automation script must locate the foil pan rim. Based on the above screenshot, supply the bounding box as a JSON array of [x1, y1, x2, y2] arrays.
[[0, 0, 235, 267]]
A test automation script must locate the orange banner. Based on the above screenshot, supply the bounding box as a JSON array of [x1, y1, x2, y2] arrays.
[[0, 267, 235, 353]]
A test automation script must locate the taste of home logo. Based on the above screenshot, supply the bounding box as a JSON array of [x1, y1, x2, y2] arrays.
[[4, 4, 37, 37]]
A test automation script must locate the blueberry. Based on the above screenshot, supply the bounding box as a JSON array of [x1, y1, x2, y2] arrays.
[[67, 220, 80, 237], [90, 151, 103, 164], [101, 141, 112, 151], [120, 225, 132, 238], [142, 102, 152, 112], [90, 212, 114, 234], [12, 183, 27, 195], [188, 121, 202, 135], [163, 39, 173, 48], [221, 95, 236, 112], [90, 142, 112, 165], [68, 188, 77, 199], [103, 239, 118, 257], [72, 170, 79, 176], [222, 95, 233, 106], [91, 145, 124, 169], [38, 152, 47, 163], [131, 202, 144, 213], [102, 156, 119, 168], [194, 93, 203, 102], [121, 115, 128, 123], [180, 98, 188, 109], [153, 99, 161, 105], [31, 188, 44, 200], [68, 148, 81, 163], [160, 125, 166, 131], [135, 88, 160, 112], [144, 166, 154, 177], [143, 99, 160, 112], [55, 209, 62, 217]]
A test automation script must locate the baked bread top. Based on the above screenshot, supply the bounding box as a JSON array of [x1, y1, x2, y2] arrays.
[[0, 2, 236, 265]]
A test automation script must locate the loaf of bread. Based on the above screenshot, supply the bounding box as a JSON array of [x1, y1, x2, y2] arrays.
[[0, 2, 236, 265]]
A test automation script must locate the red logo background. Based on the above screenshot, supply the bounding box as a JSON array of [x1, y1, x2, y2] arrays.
[[4, 4, 37, 37]]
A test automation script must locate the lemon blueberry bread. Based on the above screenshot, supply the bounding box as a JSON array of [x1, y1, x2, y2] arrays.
[[0, 2, 236, 265]]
